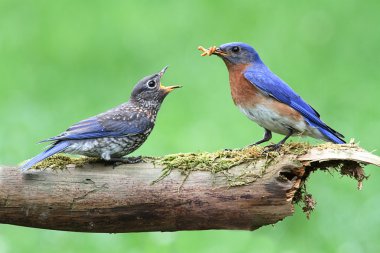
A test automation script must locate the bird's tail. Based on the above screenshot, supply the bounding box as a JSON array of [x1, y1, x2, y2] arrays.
[[20, 141, 70, 172], [318, 127, 346, 144]]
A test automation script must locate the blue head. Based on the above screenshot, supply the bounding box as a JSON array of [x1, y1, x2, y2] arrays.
[[212, 42, 261, 65]]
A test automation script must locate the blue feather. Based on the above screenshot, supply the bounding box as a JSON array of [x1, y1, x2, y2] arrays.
[[304, 119, 345, 144], [20, 141, 71, 172], [244, 64, 345, 143], [41, 113, 153, 142], [318, 128, 345, 144]]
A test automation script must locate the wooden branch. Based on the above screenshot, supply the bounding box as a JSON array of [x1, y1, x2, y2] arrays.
[[0, 144, 379, 233]]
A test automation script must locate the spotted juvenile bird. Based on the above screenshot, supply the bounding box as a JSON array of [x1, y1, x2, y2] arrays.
[[199, 42, 345, 149], [21, 67, 180, 171]]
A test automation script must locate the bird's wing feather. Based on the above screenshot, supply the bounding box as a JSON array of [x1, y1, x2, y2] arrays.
[[244, 66, 344, 139], [244, 66, 318, 117], [41, 109, 154, 142]]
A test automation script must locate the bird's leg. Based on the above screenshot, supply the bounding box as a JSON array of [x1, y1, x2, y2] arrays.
[[264, 129, 294, 152], [104, 156, 143, 166], [250, 129, 272, 146], [236, 129, 272, 151], [233, 129, 273, 151]]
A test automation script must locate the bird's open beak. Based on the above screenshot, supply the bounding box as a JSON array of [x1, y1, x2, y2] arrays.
[[160, 84, 182, 93], [198, 46, 227, 57], [159, 66, 169, 77], [158, 66, 181, 93]]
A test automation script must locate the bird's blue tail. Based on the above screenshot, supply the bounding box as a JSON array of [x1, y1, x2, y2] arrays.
[[20, 141, 70, 172], [318, 128, 345, 144], [304, 118, 345, 144]]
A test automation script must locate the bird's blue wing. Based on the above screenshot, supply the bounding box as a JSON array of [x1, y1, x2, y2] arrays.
[[244, 65, 344, 142], [42, 113, 153, 142], [244, 65, 319, 118]]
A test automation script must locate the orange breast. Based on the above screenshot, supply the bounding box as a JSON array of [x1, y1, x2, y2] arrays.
[[226, 63, 265, 107], [226, 63, 302, 122]]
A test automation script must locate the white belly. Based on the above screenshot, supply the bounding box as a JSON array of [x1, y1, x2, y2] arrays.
[[238, 105, 325, 139]]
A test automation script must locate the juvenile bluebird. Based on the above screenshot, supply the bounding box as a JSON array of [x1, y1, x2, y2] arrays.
[[21, 67, 181, 171], [198, 42, 345, 149]]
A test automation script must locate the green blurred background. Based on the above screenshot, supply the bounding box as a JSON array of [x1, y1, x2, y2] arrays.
[[1, 0, 379, 252]]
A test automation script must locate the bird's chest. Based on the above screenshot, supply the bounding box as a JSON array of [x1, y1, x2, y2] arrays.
[[226, 64, 306, 135], [110, 131, 151, 150], [227, 64, 265, 107]]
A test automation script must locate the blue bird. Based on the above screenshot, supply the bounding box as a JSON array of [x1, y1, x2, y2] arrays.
[[199, 42, 345, 149], [21, 67, 181, 171]]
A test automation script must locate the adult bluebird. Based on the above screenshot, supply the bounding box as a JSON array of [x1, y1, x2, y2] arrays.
[[21, 67, 181, 171], [198, 42, 345, 149]]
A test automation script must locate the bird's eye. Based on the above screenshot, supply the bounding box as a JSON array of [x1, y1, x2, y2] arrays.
[[231, 46, 240, 53], [147, 80, 156, 88]]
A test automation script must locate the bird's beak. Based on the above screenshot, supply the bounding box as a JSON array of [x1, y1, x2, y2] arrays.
[[159, 66, 169, 77], [160, 84, 182, 93], [198, 46, 227, 57], [158, 66, 181, 93], [213, 47, 227, 57]]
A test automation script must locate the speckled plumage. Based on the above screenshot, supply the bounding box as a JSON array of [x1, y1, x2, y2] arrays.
[[63, 106, 155, 160], [51, 101, 158, 160], [21, 67, 180, 171]]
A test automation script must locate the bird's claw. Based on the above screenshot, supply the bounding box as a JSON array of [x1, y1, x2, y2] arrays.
[[198, 46, 217, 56], [124, 156, 143, 164], [104, 156, 143, 167], [262, 144, 283, 153]]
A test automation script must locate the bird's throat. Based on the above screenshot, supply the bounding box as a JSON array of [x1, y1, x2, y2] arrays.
[[225, 63, 260, 107]]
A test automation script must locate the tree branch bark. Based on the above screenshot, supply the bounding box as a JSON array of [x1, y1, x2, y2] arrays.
[[0, 144, 379, 233]]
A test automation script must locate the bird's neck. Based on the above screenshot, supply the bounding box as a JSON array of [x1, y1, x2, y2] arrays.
[[130, 98, 162, 112]]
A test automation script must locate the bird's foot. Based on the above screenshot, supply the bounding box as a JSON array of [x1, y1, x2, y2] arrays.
[[123, 156, 143, 164], [263, 143, 283, 153], [104, 156, 143, 167]]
